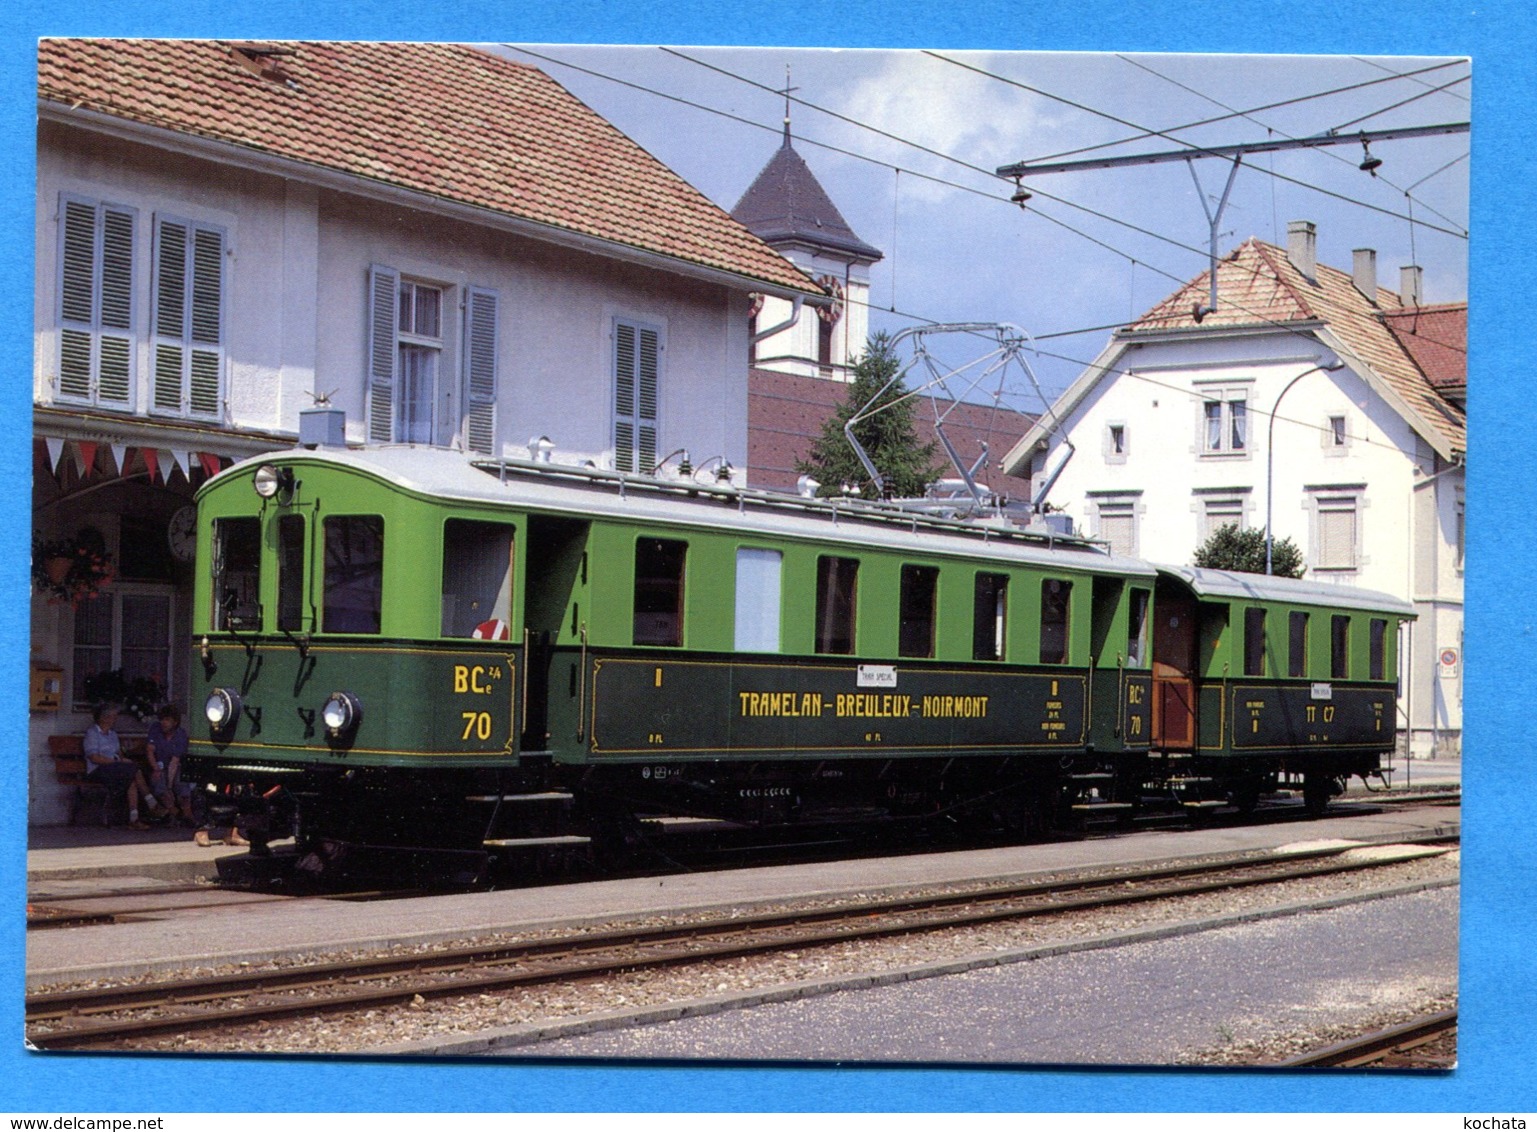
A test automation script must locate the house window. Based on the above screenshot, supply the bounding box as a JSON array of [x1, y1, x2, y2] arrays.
[[323, 516, 385, 634], [1313, 492, 1361, 573], [973, 573, 1008, 662], [367, 266, 498, 451], [1200, 495, 1247, 540], [614, 318, 661, 474], [1039, 579, 1072, 665], [1331, 615, 1351, 679], [72, 589, 174, 709], [56, 194, 136, 409], [734, 547, 782, 652], [899, 565, 939, 659], [151, 215, 225, 419], [1199, 388, 1249, 455], [634, 538, 686, 647], [441, 520, 515, 638], [1455, 492, 1465, 572], [1093, 496, 1138, 557], [1327, 415, 1348, 449], [814, 556, 858, 655], [1288, 611, 1309, 678], [1105, 423, 1128, 464], [1244, 607, 1267, 676], [818, 317, 834, 377]]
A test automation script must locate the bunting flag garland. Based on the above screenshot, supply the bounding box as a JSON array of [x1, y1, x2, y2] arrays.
[[76, 442, 98, 476], [110, 444, 127, 476], [167, 449, 188, 480], [44, 437, 65, 474], [140, 447, 159, 483], [199, 452, 222, 476], [36, 437, 236, 486]]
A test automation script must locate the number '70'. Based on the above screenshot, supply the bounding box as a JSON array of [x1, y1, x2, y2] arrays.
[[461, 711, 493, 740]]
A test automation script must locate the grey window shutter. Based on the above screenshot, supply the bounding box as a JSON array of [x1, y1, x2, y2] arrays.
[[153, 218, 188, 412], [58, 196, 135, 406], [188, 226, 224, 417], [151, 216, 225, 418], [613, 318, 661, 473], [464, 286, 498, 455], [367, 265, 400, 443]]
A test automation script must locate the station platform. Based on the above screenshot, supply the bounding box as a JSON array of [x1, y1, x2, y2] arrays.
[[25, 763, 1461, 991]]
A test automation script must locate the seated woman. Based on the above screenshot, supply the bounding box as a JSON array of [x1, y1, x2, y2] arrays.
[[83, 703, 162, 829], [145, 703, 194, 826]]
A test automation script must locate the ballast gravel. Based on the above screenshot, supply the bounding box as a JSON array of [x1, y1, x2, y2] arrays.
[[65, 846, 1458, 1063]]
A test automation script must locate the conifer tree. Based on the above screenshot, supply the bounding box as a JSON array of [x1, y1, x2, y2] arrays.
[[1193, 523, 1305, 578], [796, 332, 940, 500]]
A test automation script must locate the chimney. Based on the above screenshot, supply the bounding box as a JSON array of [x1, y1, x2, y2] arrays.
[[1399, 265, 1424, 307], [1287, 220, 1317, 282], [1352, 249, 1378, 302]]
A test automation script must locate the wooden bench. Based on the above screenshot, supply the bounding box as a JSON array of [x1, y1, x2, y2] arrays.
[[47, 734, 151, 826]]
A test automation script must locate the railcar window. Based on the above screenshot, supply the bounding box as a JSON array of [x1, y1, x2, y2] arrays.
[[634, 538, 686, 647], [899, 565, 940, 658], [734, 547, 782, 652], [973, 573, 1008, 661], [1126, 588, 1149, 666], [815, 556, 859, 655], [276, 514, 306, 633], [1369, 618, 1388, 681], [1331, 615, 1351, 679], [1244, 608, 1267, 676], [212, 517, 261, 631], [1288, 611, 1309, 678], [322, 516, 384, 634], [1039, 579, 1072, 665], [441, 520, 515, 638]]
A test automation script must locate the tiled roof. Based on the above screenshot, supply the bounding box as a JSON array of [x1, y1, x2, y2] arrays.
[[1381, 303, 1467, 392], [38, 39, 818, 296], [1125, 238, 1465, 456], [732, 131, 882, 263], [748, 368, 1034, 493]]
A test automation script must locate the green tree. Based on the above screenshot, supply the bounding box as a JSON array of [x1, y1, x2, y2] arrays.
[[1193, 523, 1305, 578], [796, 332, 940, 500]]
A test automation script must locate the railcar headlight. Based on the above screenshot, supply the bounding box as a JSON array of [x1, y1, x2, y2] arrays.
[[252, 464, 295, 502], [321, 691, 363, 740], [205, 688, 241, 734]]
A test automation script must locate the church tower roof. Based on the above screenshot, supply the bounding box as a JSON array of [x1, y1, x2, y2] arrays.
[[731, 127, 883, 264]]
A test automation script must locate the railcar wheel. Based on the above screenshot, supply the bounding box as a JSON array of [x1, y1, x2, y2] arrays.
[[1302, 774, 1335, 818]]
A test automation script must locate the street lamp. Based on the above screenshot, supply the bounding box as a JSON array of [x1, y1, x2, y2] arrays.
[[1265, 353, 1345, 574]]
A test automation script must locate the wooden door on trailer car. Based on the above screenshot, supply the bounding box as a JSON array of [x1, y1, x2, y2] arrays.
[[1151, 585, 1197, 750]]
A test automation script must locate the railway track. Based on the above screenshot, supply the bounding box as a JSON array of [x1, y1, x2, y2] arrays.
[[1277, 1009, 1458, 1068], [27, 836, 1456, 1050]]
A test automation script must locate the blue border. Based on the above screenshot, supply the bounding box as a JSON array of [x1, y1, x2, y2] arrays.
[[2, 0, 1527, 1114]]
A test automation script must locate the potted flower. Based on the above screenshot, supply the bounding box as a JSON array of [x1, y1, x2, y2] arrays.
[[32, 528, 115, 606], [81, 668, 164, 722]]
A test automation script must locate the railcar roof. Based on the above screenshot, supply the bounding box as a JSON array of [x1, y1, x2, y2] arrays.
[[1157, 564, 1417, 617], [210, 445, 1158, 577]]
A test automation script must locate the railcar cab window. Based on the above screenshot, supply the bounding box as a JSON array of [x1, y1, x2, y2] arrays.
[[1039, 579, 1072, 665], [1126, 588, 1149, 666], [815, 556, 859, 655], [899, 565, 940, 659], [212, 518, 261, 631], [973, 573, 1008, 662], [1331, 615, 1351, 679], [634, 538, 686, 647], [1288, 611, 1309, 679], [1369, 618, 1388, 681], [442, 520, 515, 638], [322, 516, 384, 634], [1244, 607, 1267, 676], [276, 514, 306, 633]]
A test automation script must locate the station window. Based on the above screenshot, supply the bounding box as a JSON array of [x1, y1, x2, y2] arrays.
[[815, 556, 859, 655], [973, 573, 1008, 662], [1331, 615, 1351, 680], [1244, 608, 1267, 676], [1039, 579, 1072, 665], [899, 565, 939, 659], [441, 519, 515, 638], [634, 538, 687, 647], [1126, 588, 1149, 666], [1369, 618, 1388, 681], [276, 514, 306, 633], [322, 516, 384, 634], [1288, 611, 1309, 679], [212, 517, 261, 631], [734, 547, 782, 652]]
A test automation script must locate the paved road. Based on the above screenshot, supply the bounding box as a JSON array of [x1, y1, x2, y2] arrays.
[[509, 885, 1458, 1066]]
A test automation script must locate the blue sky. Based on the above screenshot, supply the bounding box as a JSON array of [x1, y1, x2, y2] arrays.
[[504, 46, 1469, 404]]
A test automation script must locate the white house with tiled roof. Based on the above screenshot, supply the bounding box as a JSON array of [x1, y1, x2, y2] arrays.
[[30, 39, 824, 823], [1003, 221, 1465, 758]]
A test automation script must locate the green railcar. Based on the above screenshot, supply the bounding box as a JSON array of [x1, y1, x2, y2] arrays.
[[184, 447, 1412, 877]]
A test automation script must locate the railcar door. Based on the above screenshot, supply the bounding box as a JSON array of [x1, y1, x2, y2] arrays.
[[521, 516, 590, 752], [1151, 581, 1197, 750]]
